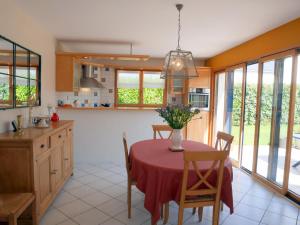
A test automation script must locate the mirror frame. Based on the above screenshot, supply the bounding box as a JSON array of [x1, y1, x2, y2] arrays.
[[0, 35, 41, 110]]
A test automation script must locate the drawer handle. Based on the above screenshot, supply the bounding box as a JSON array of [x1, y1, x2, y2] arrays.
[[40, 144, 45, 148], [69, 129, 72, 132], [64, 158, 69, 161], [50, 170, 57, 175], [58, 135, 62, 138]]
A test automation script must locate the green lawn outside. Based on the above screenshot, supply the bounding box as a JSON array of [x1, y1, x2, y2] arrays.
[[231, 124, 300, 146]]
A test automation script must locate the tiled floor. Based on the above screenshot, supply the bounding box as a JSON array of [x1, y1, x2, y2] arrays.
[[40, 163, 300, 225]]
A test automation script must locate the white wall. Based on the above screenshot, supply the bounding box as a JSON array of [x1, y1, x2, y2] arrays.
[[57, 109, 165, 164], [0, 0, 56, 133]]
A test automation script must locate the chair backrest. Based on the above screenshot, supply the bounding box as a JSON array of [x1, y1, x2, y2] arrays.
[[214, 131, 234, 152], [152, 125, 173, 139], [179, 150, 228, 206], [122, 132, 130, 176]]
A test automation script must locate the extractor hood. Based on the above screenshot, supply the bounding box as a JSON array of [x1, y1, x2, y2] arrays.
[[80, 64, 104, 89]]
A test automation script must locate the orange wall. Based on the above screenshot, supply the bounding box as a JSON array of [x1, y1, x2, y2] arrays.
[[206, 17, 300, 70]]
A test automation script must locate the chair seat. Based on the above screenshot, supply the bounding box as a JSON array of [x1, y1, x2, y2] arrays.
[[0, 193, 34, 218]]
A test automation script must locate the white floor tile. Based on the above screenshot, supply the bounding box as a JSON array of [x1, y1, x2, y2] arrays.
[[104, 174, 126, 184], [75, 174, 99, 184], [114, 208, 150, 225], [40, 208, 68, 225], [234, 202, 265, 222], [63, 179, 84, 191], [100, 218, 125, 225], [240, 194, 271, 210], [68, 185, 97, 198], [96, 198, 128, 216], [222, 214, 259, 225], [87, 179, 114, 191], [57, 219, 78, 225], [101, 184, 127, 197], [57, 199, 92, 217], [267, 200, 299, 219], [80, 191, 112, 206], [261, 211, 297, 225], [73, 208, 110, 225], [53, 191, 77, 207], [116, 191, 144, 206]]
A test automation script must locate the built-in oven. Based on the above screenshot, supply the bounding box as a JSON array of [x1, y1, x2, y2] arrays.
[[188, 88, 210, 110]]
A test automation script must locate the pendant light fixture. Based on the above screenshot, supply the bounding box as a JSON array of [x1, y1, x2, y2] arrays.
[[161, 4, 198, 79]]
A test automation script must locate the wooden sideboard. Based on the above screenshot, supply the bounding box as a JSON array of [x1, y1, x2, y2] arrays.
[[0, 120, 74, 222]]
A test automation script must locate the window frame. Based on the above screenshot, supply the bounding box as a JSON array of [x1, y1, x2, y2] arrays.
[[115, 69, 167, 107]]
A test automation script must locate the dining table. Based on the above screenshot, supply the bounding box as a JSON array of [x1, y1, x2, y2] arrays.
[[129, 139, 234, 225]]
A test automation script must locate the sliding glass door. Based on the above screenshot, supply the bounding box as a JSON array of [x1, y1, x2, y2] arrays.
[[240, 63, 259, 171], [256, 56, 293, 186], [225, 67, 244, 164], [288, 54, 300, 197]]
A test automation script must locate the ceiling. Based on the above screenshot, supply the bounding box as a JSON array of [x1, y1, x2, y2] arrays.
[[14, 0, 300, 58]]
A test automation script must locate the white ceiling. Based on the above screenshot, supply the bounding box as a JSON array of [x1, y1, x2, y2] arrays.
[[14, 0, 300, 58]]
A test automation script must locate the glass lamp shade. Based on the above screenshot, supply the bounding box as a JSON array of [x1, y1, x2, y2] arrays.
[[161, 49, 198, 79]]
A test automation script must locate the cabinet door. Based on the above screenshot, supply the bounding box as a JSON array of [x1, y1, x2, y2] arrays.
[[189, 67, 211, 88], [56, 55, 74, 92], [63, 136, 73, 177], [36, 150, 52, 215], [186, 111, 209, 144], [51, 143, 64, 191]]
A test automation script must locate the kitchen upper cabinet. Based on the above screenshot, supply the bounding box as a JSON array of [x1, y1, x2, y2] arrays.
[[186, 111, 209, 144], [56, 55, 74, 92], [189, 67, 211, 88]]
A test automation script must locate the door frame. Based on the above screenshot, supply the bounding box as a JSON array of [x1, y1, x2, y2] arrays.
[[252, 49, 297, 195]]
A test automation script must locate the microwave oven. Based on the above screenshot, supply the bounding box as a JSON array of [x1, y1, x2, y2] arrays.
[[188, 88, 210, 110]]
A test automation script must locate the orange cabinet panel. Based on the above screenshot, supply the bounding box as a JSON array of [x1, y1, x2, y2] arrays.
[[56, 55, 74, 92], [189, 67, 211, 88]]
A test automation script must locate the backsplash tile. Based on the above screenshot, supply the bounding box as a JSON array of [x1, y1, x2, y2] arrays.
[[56, 67, 115, 107]]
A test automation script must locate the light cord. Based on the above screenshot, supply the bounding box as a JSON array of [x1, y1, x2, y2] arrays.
[[177, 8, 181, 50]]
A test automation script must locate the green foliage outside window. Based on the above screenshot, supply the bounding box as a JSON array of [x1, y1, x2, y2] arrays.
[[143, 88, 163, 104], [16, 85, 37, 103], [0, 83, 9, 100], [118, 88, 139, 104], [118, 88, 164, 105]]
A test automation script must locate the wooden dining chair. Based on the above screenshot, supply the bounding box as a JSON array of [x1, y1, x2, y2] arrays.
[[192, 131, 234, 215], [152, 125, 173, 139], [122, 132, 137, 219], [178, 150, 228, 225], [0, 193, 36, 225], [215, 131, 234, 152]]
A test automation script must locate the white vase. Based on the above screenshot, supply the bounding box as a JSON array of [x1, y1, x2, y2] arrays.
[[171, 129, 183, 150]]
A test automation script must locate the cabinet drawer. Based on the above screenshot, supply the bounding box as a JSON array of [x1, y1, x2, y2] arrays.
[[34, 136, 49, 155], [66, 126, 73, 137], [50, 129, 66, 148]]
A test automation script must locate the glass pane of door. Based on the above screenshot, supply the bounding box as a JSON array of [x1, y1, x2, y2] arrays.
[[241, 63, 259, 171], [257, 57, 292, 186], [214, 72, 226, 141], [225, 68, 244, 162], [289, 54, 300, 196]]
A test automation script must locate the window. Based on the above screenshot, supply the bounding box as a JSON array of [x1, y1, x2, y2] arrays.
[[116, 70, 165, 106], [0, 35, 41, 110]]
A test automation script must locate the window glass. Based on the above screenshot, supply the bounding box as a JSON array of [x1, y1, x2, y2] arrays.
[[143, 72, 164, 104], [117, 71, 140, 104]]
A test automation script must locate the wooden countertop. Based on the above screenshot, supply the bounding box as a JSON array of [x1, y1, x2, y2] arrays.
[[0, 120, 74, 142]]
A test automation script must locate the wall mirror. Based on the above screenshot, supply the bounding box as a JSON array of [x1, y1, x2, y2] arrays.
[[0, 35, 41, 110]]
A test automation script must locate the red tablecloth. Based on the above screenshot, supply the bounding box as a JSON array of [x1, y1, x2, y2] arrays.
[[130, 139, 234, 224]]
